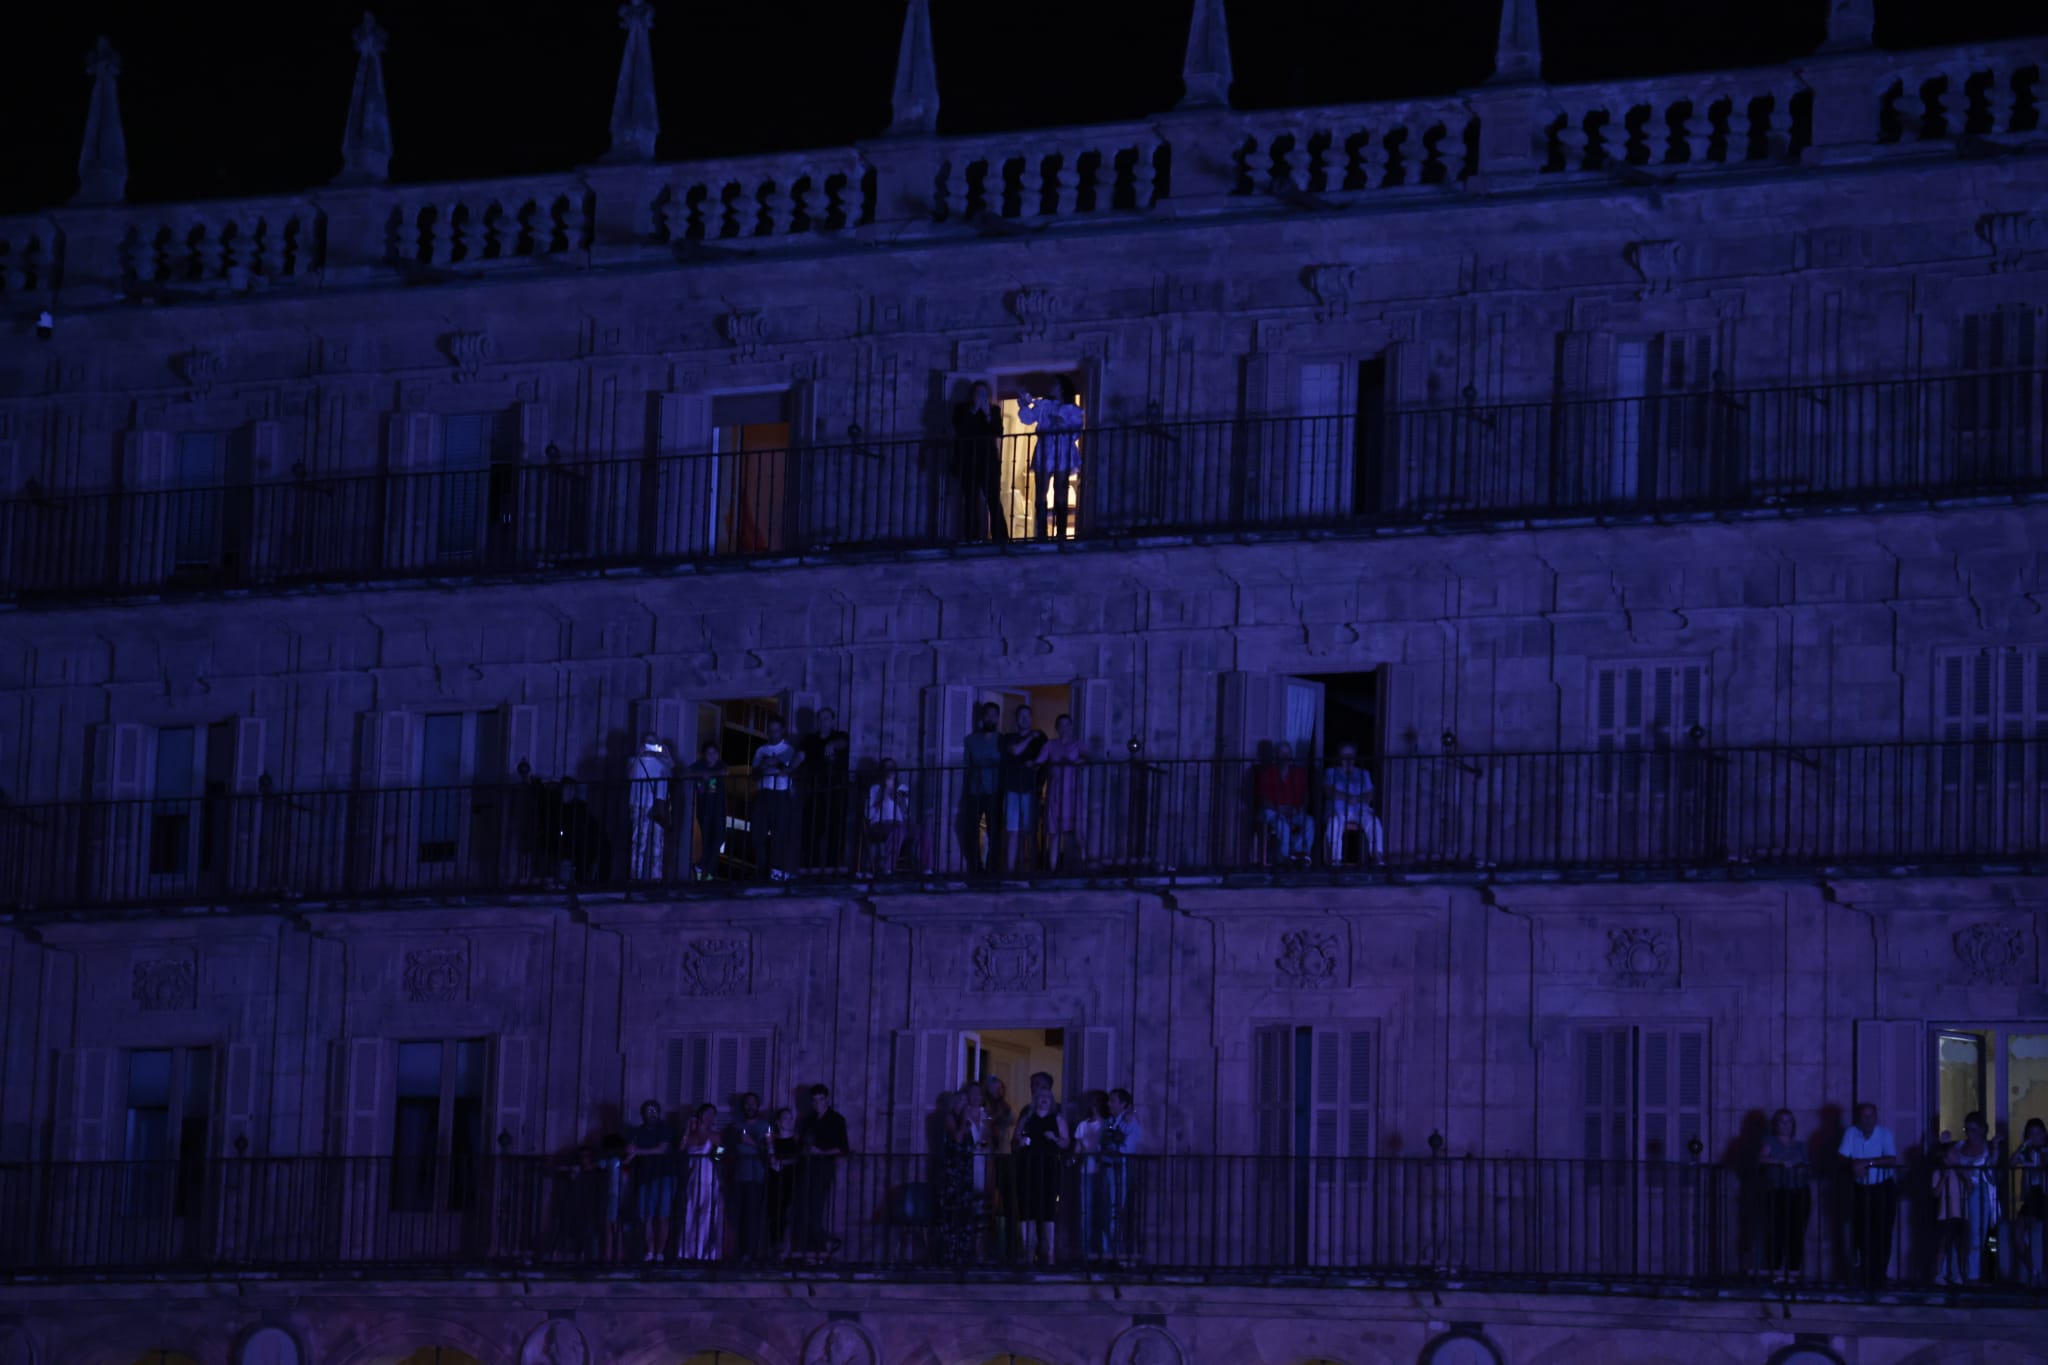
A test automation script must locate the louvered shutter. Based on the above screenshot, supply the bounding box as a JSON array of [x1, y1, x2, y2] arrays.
[[1342, 1029, 1374, 1158], [222, 1041, 260, 1155], [670, 1035, 711, 1111], [742, 1034, 771, 1111], [337, 1038, 391, 1156], [89, 723, 151, 898], [53, 1046, 115, 1160], [123, 430, 173, 489], [228, 717, 268, 888], [1310, 1029, 1341, 1160], [1578, 1026, 1632, 1161], [1078, 1026, 1115, 1098], [1253, 1025, 1293, 1156], [494, 1034, 533, 1152]]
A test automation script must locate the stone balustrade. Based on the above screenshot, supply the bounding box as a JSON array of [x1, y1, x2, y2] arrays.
[[1877, 46, 2042, 143], [1230, 101, 1478, 195], [1541, 69, 1810, 174], [0, 37, 2039, 302]]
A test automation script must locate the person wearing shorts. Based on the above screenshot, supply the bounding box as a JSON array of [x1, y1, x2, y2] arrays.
[[1000, 705, 1048, 873], [627, 1099, 676, 1262]]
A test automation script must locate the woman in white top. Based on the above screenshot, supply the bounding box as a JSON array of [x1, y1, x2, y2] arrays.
[[863, 759, 932, 875], [1016, 378, 1083, 540], [1933, 1111, 2000, 1284], [1074, 1090, 1111, 1262]]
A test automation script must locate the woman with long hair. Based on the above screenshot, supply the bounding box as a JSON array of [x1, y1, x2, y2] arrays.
[[678, 1102, 725, 1261], [764, 1106, 801, 1260], [1757, 1108, 1810, 1282]]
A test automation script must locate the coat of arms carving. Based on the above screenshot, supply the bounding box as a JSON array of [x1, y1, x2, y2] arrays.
[[1953, 922, 2029, 986], [971, 924, 1044, 992], [132, 958, 197, 1011], [402, 944, 468, 1004], [1605, 927, 1674, 987], [1276, 929, 1343, 988], [680, 936, 752, 996]]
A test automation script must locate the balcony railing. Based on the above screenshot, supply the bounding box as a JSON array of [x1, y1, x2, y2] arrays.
[[2, 370, 2042, 602], [1, 1153, 2040, 1294], [5, 740, 2046, 911]]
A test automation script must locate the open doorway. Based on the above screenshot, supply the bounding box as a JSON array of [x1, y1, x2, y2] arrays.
[[710, 391, 791, 554], [964, 1027, 1066, 1108], [694, 695, 783, 877], [992, 368, 1086, 542], [1298, 670, 1383, 763]]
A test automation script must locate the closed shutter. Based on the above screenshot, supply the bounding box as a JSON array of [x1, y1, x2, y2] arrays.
[[633, 697, 693, 762], [1253, 1024, 1292, 1156], [888, 1029, 954, 1153], [506, 704, 539, 777], [123, 430, 174, 489], [1855, 1020, 1926, 1160], [222, 1041, 260, 1155], [494, 1034, 533, 1152], [363, 711, 419, 787], [1639, 1026, 1707, 1161], [669, 1032, 774, 1125], [921, 684, 978, 769], [89, 722, 152, 897], [1577, 1025, 1632, 1161], [1307, 1026, 1374, 1158], [1078, 1026, 1115, 1098], [384, 413, 441, 569], [518, 401, 552, 463], [652, 392, 713, 556], [335, 1037, 391, 1156], [53, 1046, 115, 1160], [1073, 677, 1115, 756]]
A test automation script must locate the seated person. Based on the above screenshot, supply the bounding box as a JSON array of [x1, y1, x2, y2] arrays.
[[864, 759, 933, 875], [1322, 745, 1385, 865], [1254, 741, 1313, 866]]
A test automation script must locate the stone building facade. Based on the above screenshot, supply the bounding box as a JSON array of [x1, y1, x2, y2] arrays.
[[1, 3, 2047, 1363]]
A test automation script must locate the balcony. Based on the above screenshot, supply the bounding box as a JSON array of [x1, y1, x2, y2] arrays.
[[5, 740, 2045, 913], [1, 369, 2042, 605], [0, 1153, 2039, 1298]]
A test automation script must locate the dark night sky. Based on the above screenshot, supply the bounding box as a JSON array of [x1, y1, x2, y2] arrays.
[[0, 0, 2038, 214]]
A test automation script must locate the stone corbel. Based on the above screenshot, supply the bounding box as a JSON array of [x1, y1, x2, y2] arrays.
[[174, 346, 224, 400], [721, 308, 767, 361], [441, 331, 493, 383]]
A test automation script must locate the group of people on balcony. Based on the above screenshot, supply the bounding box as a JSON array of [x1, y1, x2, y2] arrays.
[[1755, 1104, 2048, 1290], [1253, 740, 1386, 868], [549, 1085, 850, 1266], [952, 378, 1085, 544]]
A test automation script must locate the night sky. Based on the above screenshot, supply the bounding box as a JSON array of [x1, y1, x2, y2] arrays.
[[1, 0, 2038, 214]]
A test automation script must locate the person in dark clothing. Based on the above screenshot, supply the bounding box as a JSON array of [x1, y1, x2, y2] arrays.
[[555, 779, 612, 885], [796, 1084, 850, 1258], [684, 741, 728, 880], [765, 1106, 802, 1259], [799, 707, 851, 872], [953, 380, 1008, 543], [1000, 704, 1049, 873], [961, 702, 1004, 874]]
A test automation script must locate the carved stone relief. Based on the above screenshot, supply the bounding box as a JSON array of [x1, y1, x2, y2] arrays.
[[1008, 286, 1058, 339], [1275, 928, 1344, 989], [132, 957, 197, 1011], [1979, 212, 2046, 273], [519, 1321, 589, 1365], [1626, 240, 1686, 299], [174, 346, 223, 400], [1303, 263, 1354, 321], [971, 923, 1044, 992], [681, 935, 752, 996], [1953, 921, 2030, 986], [804, 1321, 878, 1365], [1605, 927, 1675, 988], [402, 942, 469, 1004], [721, 308, 766, 360], [441, 330, 492, 382], [1108, 1324, 1186, 1365]]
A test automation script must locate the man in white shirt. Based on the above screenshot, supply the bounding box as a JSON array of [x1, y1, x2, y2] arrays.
[[1839, 1102, 1903, 1288], [752, 718, 803, 882], [1103, 1087, 1144, 1264]]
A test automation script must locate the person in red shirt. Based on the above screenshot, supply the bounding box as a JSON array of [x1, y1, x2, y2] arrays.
[[1254, 741, 1313, 866]]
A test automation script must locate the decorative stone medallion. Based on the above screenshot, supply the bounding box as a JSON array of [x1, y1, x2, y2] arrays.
[[1108, 1325, 1186, 1365], [1008, 286, 1058, 338], [237, 1327, 302, 1365], [132, 958, 197, 1011], [680, 936, 752, 996], [1605, 927, 1674, 988], [519, 1320, 588, 1365], [442, 330, 492, 382], [971, 923, 1044, 992], [721, 308, 766, 361], [402, 943, 468, 1004], [1275, 929, 1343, 989], [1953, 921, 2029, 986], [804, 1321, 878, 1365]]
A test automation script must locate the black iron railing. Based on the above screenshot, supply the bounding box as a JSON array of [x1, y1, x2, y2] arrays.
[[0, 1153, 2040, 1292], [2, 370, 2042, 601], [4, 740, 2046, 911]]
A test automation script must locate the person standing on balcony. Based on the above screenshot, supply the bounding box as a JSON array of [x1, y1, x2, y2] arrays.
[[1013, 1087, 1071, 1266], [799, 707, 851, 872], [628, 735, 674, 881], [797, 1084, 849, 1259], [1932, 1112, 1999, 1285], [765, 1106, 802, 1260], [1017, 378, 1083, 540], [684, 741, 728, 881], [1758, 1107, 1811, 1283], [1840, 1101, 1903, 1289], [626, 1099, 676, 1263], [962, 702, 1004, 875], [983, 1073, 1015, 1258], [1074, 1090, 1110, 1262], [953, 380, 1009, 543], [726, 1091, 772, 1265], [1001, 705, 1049, 874], [753, 718, 802, 882], [2012, 1117, 2048, 1287], [1255, 741, 1313, 867], [1041, 713, 1088, 872], [678, 1102, 725, 1262], [1322, 744, 1385, 867], [1103, 1087, 1143, 1265]]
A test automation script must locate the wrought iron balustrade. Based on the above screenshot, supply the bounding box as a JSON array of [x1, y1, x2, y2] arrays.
[[1, 369, 2042, 602], [4, 739, 2045, 911], [0, 1152, 2038, 1293]]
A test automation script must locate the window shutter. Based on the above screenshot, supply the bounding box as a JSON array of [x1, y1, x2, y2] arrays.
[[0, 437, 19, 494], [1577, 1025, 1632, 1161], [340, 1037, 390, 1156], [1343, 1029, 1374, 1158], [889, 1030, 955, 1153], [90, 722, 150, 800], [386, 413, 441, 471], [1074, 678, 1115, 756], [1675, 1028, 1706, 1158], [919, 1029, 956, 1107], [1253, 1024, 1292, 1157], [494, 1034, 533, 1152], [742, 1033, 771, 1110], [518, 401, 552, 463], [249, 419, 284, 480], [53, 1046, 114, 1160], [671, 1036, 711, 1111], [222, 1041, 260, 1155], [1641, 1028, 1673, 1160], [506, 704, 539, 776], [712, 1034, 742, 1116], [656, 393, 713, 457], [922, 684, 978, 769], [123, 430, 173, 489], [1079, 1025, 1115, 1098], [234, 717, 267, 792], [1855, 1019, 1926, 1160], [1596, 668, 1618, 740], [365, 711, 418, 787], [1310, 1028, 1341, 1159]]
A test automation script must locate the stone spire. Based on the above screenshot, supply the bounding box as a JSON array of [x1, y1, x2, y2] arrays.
[[608, 0, 660, 160], [1821, 0, 1875, 52], [74, 37, 128, 206], [1177, 0, 1233, 109], [1489, 0, 1542, 84], [887, 0, 939, 136], [335, 12, 393, 185]]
